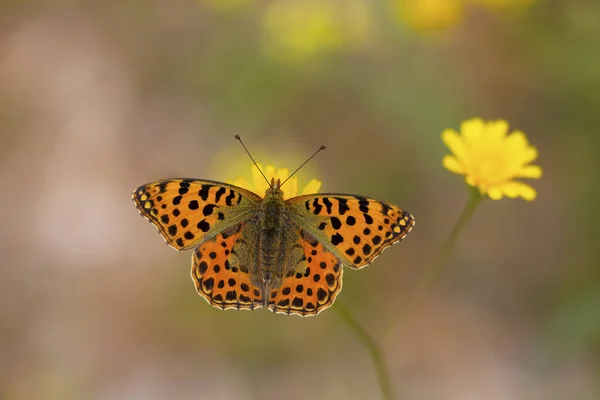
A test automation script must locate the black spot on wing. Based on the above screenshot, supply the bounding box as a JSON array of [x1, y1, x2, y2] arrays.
[[330, 217, 342, 230], [215, 187, 226, 203], [197, 261, 208, 275], [198, 185, 211, 201], [225, 190, 236, 206], [197, 220, 210, 232], [322, 197, 333, 214], [336, 197, 350, 215], [358, 199, 369, 213], [278, 299, 290, 307], [331, 233, 343, 245], [226, 290, 237, 301], [158, 182, 168, 193], [292, 297, 303, 308], [203, 204, 216, 216], [312, 198, 323, 215]]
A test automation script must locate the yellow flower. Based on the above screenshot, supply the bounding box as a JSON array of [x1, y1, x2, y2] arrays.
[[442, 118, 542, 201], [230, 164, 322, 199], [392, 0, 464, 33], [261, 0, 372, 63]]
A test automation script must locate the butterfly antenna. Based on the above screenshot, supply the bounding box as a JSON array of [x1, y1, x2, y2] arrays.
[[234, 135, 272, 188], [280, 145, 326, 188]]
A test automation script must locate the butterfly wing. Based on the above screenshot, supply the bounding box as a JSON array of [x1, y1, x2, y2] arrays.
[[286, 194, 414, 269], [267, 229, 342, 317], [191, 223, 264, 310], [133, 179, 262, 251]]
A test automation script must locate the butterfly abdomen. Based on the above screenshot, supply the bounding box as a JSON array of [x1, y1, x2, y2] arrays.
[[254, 196, 290, 289]]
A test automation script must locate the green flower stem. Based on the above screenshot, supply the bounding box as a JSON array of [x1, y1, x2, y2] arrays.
[[384, 188, 483, 340], [334, 303, 393, 400]]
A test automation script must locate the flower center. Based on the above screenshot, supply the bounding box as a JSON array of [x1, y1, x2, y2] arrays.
[[470, 151, 511, 185]]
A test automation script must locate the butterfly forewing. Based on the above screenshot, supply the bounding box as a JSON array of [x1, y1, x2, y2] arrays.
[[133, 179, 261, 250], [287, 194, 415, 269]]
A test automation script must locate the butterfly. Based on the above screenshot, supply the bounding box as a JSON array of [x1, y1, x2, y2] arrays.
[[132, 138, 414, 317]]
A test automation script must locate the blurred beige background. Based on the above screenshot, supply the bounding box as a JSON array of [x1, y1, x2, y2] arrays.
[[1, 1, 599, 399]]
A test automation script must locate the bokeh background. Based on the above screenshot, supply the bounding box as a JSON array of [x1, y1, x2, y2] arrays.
[[1, 1, 599, 399]]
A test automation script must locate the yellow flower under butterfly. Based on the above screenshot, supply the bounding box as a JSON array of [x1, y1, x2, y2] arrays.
[[392, 0, 464, 33], [442, 118, 542, 201], [230, 164, 322, 199]]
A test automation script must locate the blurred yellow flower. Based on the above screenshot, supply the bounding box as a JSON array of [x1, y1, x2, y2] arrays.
[[393, 0, 464, 33], [230, 164, 322, 199], [442, 118, 542, 201], [261, 0, 372, 62]]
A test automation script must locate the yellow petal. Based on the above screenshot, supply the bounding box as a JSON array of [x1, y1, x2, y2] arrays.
[[461, 118, 484, 144], [505, 130, 529, 150], [441, 129, 466, 159], [251, 163, 263, 184], [518, 165, 542, 179], [264, 165, 276, 181], [251, 164, 270, 194], [285, 176, 298, 198], [442, 155, 464, 174], [497, 181, 537, 200], [487, 119, 509, 141], [230, 177, 251, 191], [276, 167, 290, 183], [465, 175, 477, 187], [487, 187, 503, 200], [521, 146, 538, 164], [300, 178, 322, 195], [499, 182, 520, 198], [514, 181, 537, 201]]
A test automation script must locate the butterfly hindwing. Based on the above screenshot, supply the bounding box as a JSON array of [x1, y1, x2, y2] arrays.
[[191, 223, 264, 310], [287, 194, 415, 269], [133, 179, 261, 250], [268, 230, 342, 316]]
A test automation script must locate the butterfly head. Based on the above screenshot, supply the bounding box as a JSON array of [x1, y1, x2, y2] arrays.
[[265, 177, 284, 198]]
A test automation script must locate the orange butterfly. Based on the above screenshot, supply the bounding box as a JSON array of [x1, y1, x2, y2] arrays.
[[133, 137, 414, 316]]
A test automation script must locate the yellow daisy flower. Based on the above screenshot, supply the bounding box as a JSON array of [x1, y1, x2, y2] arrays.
[[392, 0, 464, 33], [230, 164, 322, 199], [261, 0, 372, 63], [442, 118, 542, 201]]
